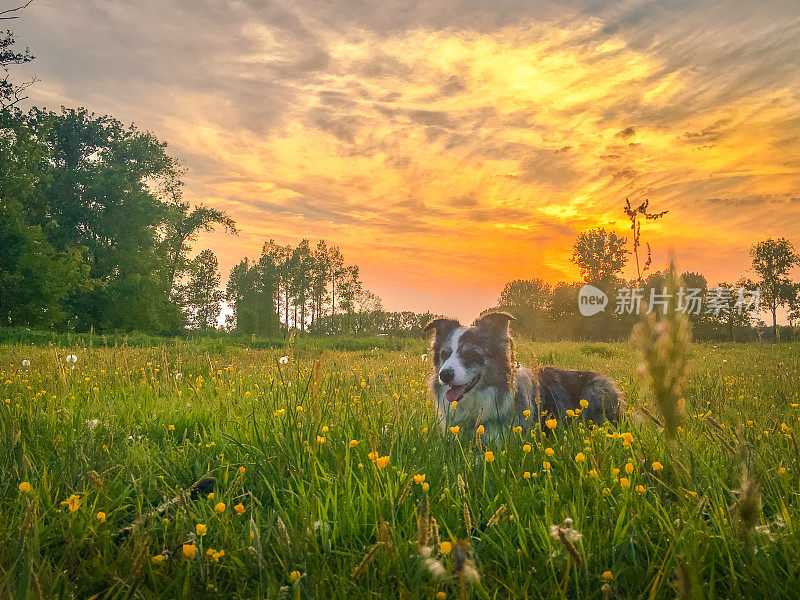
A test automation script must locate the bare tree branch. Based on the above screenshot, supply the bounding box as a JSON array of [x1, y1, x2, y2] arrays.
[[0, 1, 34, 20]]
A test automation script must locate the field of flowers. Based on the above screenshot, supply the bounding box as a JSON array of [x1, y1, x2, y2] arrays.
[[1, 337, 799, 599]]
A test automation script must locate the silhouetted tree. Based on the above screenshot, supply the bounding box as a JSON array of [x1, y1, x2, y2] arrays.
[[750, 237, 799, 340], [571, 228, 628, 285]]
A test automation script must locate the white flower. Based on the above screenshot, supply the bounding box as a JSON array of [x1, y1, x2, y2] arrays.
[[22, 359, 30, 368], [175, 372, 183, 380], [421, 354, 428, 362], [279, 356, 289, 365], [66, 354, 77, 364], [86, 419, 99, 430]]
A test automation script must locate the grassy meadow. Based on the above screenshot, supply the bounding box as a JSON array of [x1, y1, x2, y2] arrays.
[[1, 336, 799, 599]]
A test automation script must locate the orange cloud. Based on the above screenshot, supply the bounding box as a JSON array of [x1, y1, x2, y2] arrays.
[[19, 2, 800, 320]]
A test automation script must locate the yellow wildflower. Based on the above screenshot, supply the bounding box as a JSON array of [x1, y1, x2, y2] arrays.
[[349, 439, 358, 447], [545, 418, 557, 429], [449, 425, 460, 434], [652, 461, 664, 472], [289, 570, 302, 583], [182, 544, 196, 559], [414, 474, 426, 484], [18, 481, 32, 493], [214, 502, 226, 513], [522, 444, 531, 453], [485, 451, 495, 463], [61, 494, 81, 512], [619, 477, 630, 489], [234, 503, 245, 515], [196, 523, 207, 536], [96, 512, 106, 523], [376, 455, 390, 469], [575, 452, 586, 463], [440, 541, 452, 554]]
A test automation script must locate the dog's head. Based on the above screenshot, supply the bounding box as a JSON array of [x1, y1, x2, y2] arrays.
[[424, 311, 515, 403]]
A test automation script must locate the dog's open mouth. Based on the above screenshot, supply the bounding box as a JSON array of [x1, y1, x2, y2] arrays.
[[445, 375, 480, 404]]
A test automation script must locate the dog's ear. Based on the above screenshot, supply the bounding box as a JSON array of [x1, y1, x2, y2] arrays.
[[474, 311, 515, 336], [423, 318, 460, 339]]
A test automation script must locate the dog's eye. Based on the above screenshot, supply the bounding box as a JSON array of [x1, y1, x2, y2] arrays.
[[461, 349, 483, 364]]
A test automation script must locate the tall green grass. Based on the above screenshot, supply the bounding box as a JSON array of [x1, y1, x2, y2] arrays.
[[1, 339, 799, 598]]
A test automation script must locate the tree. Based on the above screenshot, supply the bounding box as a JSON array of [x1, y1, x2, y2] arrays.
[[184, 250, 224, 329], [497, 279, 551, 337], [750, 237, 799, 340], [1, 6, 37, 110], [787, 284, 800, 339], [623, 199, 668, 284], [705, 279, 758, 342], [329, 246, 345, 316], [571, 228, 628, 284], [161, 165, 237, 294], [288, 240, 313, 331], [310, 239, 331, 330]]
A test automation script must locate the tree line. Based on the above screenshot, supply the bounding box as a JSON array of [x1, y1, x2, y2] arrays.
[[224, 239, 433, 336], [495, 224, 800, 342]]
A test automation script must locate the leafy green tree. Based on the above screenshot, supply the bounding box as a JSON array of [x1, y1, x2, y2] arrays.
[[160, 166, 237, 294], [0, 110, 88, 327], [329, 246, 345, 316], [310, 240, 331, 330], [750, 238, 799, 340], [23, 107, 179, 331], [1, 18, 35, 110], [184, 249, 224, 329]]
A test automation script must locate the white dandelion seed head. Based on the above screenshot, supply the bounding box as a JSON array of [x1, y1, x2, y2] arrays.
[[424, 558, 446, 580], [86, 419, 99, 430], [279, 356, 289, 365], [66, 354, 77, 364], [421, 354, 428, 362], [462, 562, 480, 584], [175, 372, 183, 380], [21, 359, 30, 368]]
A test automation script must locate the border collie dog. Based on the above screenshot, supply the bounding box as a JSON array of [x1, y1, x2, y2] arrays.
[[425, 312, 625, 443]]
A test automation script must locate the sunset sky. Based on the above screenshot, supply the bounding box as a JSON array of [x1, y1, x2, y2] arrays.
[[14, 0, 800, 321]]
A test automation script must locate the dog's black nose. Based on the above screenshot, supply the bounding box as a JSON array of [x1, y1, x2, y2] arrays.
[[439, 368, 455, 384]]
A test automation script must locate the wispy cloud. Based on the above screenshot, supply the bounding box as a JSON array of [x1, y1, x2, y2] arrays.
[[14, 0, 800, 319]]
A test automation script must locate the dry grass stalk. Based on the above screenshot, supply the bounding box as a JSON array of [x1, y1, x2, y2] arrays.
[[352, 541, 385, 580], [732, 466, 761, 545], [631, 263, 690, 438], [486, 504, 506, 527], [397, 477, 413, 507]]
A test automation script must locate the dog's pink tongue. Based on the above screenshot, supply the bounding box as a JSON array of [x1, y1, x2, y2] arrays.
[[446, 384, 466, 403]]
